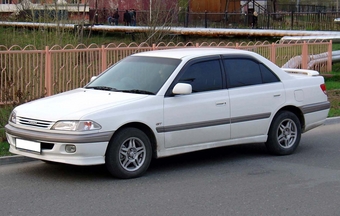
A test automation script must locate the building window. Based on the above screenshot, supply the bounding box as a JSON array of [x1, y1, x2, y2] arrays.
[[2, 0, 13, 4]]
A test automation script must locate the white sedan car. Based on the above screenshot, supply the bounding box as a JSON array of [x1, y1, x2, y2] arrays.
[[5, 48, 330, 178]]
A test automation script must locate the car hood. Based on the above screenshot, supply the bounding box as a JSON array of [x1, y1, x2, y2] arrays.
[[14, 88, 149, 121]]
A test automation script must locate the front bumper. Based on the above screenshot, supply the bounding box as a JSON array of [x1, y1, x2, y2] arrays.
[[5, 124, 114, 165]]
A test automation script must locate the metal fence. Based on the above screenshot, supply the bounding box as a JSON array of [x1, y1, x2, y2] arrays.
[[180, 11, 340, 30], [0, 40, 332, 105], [90, 10, 340, 31]]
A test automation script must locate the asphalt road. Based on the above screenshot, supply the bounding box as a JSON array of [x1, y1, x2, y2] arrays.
[[1, 122, 340, 216]]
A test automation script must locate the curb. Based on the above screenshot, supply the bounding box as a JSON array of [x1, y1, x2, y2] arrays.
[[1, 117, 340, 166], [324, 116, 340, 125]]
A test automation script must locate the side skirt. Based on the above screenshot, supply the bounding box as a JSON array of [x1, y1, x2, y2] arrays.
[[155, 135, 267, 158]]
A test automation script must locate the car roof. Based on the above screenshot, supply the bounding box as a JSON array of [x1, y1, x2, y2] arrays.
[[132, 47, 254, 59]]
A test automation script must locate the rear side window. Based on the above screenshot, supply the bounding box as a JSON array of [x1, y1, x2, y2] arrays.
[[223, 58, 279, 88], [224, 59, 261, 88], [178, 59, 223, 92], [260, 64, 280, 83]]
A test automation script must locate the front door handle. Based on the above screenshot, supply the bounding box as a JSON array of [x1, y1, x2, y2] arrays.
[[216, 102, 227, 106]]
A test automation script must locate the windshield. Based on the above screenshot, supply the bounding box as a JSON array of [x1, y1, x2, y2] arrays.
[[86, 56, 181, 95]]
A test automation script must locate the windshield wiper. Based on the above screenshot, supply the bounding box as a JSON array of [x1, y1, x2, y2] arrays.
[[86, 86, 118, 91], [121, 89, 155, 95], [86, 87, 154, 95]]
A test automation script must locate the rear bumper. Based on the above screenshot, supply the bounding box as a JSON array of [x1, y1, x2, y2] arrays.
[[303, 108, 330, 132]]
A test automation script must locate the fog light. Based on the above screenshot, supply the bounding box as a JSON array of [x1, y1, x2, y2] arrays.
[[65, 145, 76, 153]]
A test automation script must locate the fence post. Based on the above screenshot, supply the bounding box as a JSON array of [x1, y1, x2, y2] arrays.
[[185, 6, 189, 27], [44, 46, 52, 97], [290, 11, 294, 30], [318, 11, 321, 30], [101, 45, 107, 72], [327, 40, 333, 72], [267, 13, 270, 29], [301, 41, 308, 69], [244, 13, 248, 27], [270, 43, 276, 65], [225, 11, 228, 26]]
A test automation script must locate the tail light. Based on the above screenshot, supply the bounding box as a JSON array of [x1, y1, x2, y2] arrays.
[[320, 83, 327, 95]]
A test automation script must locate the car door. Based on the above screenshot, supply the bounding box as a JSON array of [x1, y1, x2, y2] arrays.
[[162, 57, 231, 149], [223, 56, 285, 139]]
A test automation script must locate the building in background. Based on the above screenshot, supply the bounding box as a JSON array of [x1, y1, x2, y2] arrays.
[[0, 0, 338, 23], [0, 0, 89, 21]]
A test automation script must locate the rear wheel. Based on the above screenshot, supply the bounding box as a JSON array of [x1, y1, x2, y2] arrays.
[[265, 111, 301, 155], [105, 128, 152, 179]]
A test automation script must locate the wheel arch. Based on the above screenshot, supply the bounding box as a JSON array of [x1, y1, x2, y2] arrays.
[[274, 106, 305, 131], [106, 122, 157, 158]]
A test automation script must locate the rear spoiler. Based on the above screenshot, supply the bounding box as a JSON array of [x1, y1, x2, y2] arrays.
[[281, 68, 320, 76]]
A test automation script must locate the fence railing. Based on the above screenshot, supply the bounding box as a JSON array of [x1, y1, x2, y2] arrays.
[[0, 40, 332, 105], [90, 10, 340, 31]]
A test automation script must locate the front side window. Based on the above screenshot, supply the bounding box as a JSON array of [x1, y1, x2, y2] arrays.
[[178, 59, 223, 93]]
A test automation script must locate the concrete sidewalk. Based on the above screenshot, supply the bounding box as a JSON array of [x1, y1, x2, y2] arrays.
[[1, 117, 339, 166]]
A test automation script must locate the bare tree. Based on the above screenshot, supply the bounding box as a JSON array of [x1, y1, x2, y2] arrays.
[[225, 0, 230, 12], [139, 0, 188, 44], [11, 0, 91, 45], [271, 0, 277, 13]]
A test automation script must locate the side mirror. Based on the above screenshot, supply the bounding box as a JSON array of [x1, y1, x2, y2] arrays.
[[172, 83, 192, 95], [90, 76, 97, 82]]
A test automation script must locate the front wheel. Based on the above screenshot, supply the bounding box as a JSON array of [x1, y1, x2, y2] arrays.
[[105, 128, 152, 179], [265, 111, 301, 155]]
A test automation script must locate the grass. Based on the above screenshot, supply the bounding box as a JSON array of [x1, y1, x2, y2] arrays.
[[324, 66, 340, 117], [328, 101, 340, 117], [325, 68, 340, 89], [0, 27, 139, 49], [0, 142, 10, 157], [0, 106, 12, 156], [326, 81, 340, 90]]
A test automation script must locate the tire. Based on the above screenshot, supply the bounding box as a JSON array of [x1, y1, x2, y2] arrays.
[[105, 128, 152, 179], [265, 111, 301, 155]]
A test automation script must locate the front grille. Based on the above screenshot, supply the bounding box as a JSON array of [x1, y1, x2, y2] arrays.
[[18, 117, 53, 129]]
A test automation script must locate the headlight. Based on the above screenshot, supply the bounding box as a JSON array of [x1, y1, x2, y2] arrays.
[[51, 120, 101, 131], [9, 111, 17, 124]]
